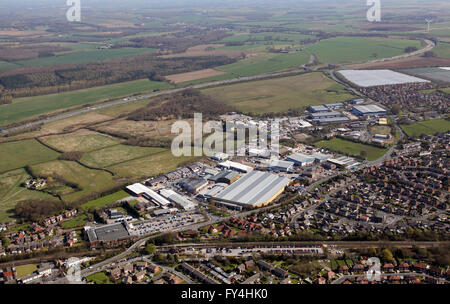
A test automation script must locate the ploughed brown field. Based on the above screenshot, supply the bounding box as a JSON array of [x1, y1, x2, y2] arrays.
[[165, 68, 226, 83]]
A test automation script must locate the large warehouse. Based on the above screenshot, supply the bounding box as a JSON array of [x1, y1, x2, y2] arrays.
[[126, 183, 171, 206], [338, 69, 429, 87], [212, 171, 292, 208], [352, 104, 387, 116]]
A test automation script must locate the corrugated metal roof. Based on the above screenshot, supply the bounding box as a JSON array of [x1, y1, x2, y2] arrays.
[[214, 171, 291, 206]]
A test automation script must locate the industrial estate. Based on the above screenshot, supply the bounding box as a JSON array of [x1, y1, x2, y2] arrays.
[[0, 0, 449, 288]]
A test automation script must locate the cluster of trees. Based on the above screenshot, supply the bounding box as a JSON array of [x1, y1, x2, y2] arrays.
[[14, 200, 67, 222], [127, 89, 233, 121], [58, 151, 85, 162], [0, 94, 12, 105], [0, 44, 69, 62], [0, 54, 236, 98], [404, 46, 419, 53]]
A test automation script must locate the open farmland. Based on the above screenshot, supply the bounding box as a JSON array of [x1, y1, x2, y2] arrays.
[[202, 72, 354, 115], [433, 41, 450, 58], [305, 37, 423, 64], [29, 160, 118, 202], [108, 150, 201, 178], [81, 190, 130, 211], [0, 169, 59, 223], [41, 132, 121, 153], [216, 52, 310, 77], [0, 79, 173, 127], [314, 138, 388, 161], [0, 139, 60, 173], [400, 118, 450, 137], [166, 68, 226, 83], [81, 145, 166, 168], [0, 47, 156, 72]]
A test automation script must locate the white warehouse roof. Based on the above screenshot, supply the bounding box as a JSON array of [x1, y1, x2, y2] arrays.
[[126, 183, 170, 206], [339, 70, 429, 87], [213, 171, 291, 207]]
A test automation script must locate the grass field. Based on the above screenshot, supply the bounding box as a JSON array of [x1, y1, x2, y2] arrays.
[[109, 150, 201, 178], [81, 190, 130, 211], [29, 160, 117, 202], [86, 272, 112, 284], [0, 169, 58, 223], [81, 145, 167, 168], [0, 79, 173, 126], [16, 264, 38, 278], [400, 118, 450, 137], [0, 48, 156, 72], [216, 52, 310, 77], [41, 132, 120, 153], [314, 138, 388, 161], [60, 215, 88, 229], [202, 72, 354, 114], [305, 37, 423, 64], [433, 41, 450, 58], [0, 139, 60, 173]]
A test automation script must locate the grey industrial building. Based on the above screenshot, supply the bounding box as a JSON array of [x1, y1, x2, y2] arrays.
[[308, 105, 329, 113], [178, 177, 209, 194], [269, 160, 295, 172], [309, 111, 343, 119], [208, 170, 240, 184], [324, 102, 345, 110], [352, 104, 387, 116], [312, 117, 350, 124], [85, 222, 132, 245], [212, 171, 291, 208]]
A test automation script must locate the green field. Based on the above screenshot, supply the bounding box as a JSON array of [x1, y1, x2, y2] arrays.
[[15, 264, 38, 278], [0, 79, 173, 126], [0, 169, 58, 223], [86, 272, 112, 284], [81, 145, 167, 168], [60, 215, 88, 229], [0, 139, 60, 173], [42, 133, 120, 153], [314, 138, 388, 161], [29, 160, 117, 202], [400, 118, 450, 137], [202, 72, 354, 114], [109, 150, 200, 178], [81, 190, 130, 211], [433, 41, 450, 58], [0, 48, 156, 72], [216, 52, 310, 77], [305, 37, 423, 64]]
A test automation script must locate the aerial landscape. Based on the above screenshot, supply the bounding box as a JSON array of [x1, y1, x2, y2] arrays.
[[0, 0, 449, 292]]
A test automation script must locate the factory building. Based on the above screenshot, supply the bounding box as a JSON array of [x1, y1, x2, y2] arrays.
[[126, 183, 171, 206], [309, 111, 343, 120], [218, 160, 253, 173], [212, 171, 291, 208], [324, 102, 345, 110], [85, 222, 132, 246], [312, 117, 350, 124], [159, 189, 198, 211], [308, 105, 329, 113], [269, 160, 295, 172], [178, 177, 209, 194], [286, 153, 316, 167], [208, 170, 240, 184], [352, 104, 387, 116]]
